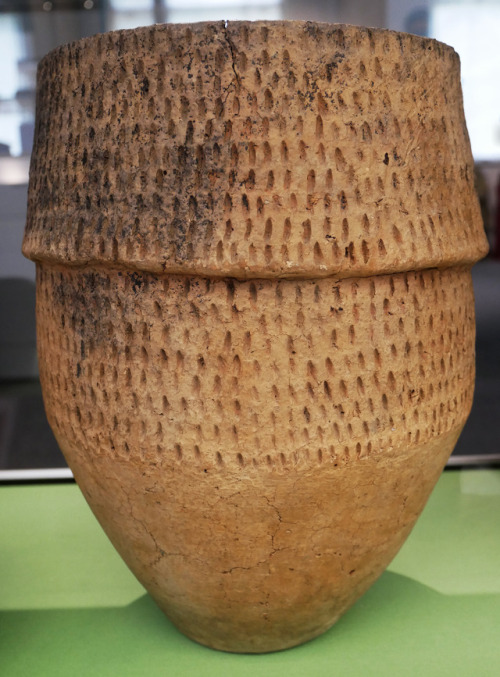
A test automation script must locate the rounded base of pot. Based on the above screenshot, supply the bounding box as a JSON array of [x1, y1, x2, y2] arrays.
[[155, 561, 387, 653], [170, 611, 343, 654], [60, 426, 463, 655]]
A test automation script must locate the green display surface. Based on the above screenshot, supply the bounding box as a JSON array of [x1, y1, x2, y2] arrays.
[[1, 470, 499, 676]]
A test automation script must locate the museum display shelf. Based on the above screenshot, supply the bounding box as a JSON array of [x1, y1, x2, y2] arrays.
[[1, 468, 499, 675]]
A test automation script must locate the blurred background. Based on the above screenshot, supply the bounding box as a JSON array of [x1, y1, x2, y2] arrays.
[[0, 0, 499, 477]]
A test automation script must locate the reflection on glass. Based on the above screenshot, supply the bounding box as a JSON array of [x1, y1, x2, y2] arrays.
[[430, 3, 500, 161], [0, 14, 32, 157]]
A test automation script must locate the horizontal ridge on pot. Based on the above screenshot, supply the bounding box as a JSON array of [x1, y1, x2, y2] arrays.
[[23, 20, 488, 654]]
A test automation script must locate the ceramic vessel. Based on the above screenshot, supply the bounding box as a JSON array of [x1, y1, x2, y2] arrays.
[[23, 21, 488, 653]]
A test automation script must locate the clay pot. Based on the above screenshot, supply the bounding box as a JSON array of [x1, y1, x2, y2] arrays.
[[23, 21, 488, 653]]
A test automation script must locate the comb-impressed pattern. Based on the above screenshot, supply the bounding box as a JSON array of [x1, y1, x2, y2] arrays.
[[37, 264, 475, 470], [24, 21, 487, 278]]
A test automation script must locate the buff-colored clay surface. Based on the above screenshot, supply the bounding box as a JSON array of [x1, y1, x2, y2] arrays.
[[24, 21, 488, 653]]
